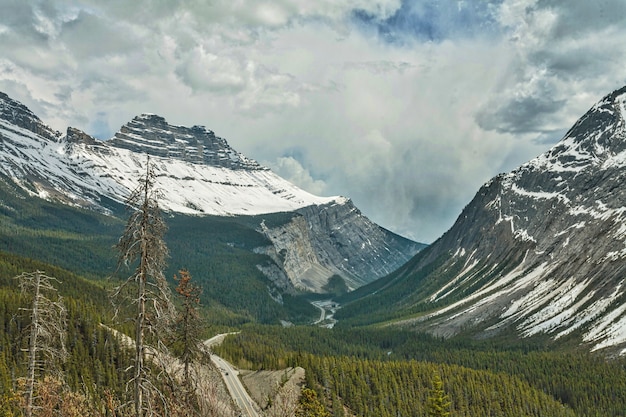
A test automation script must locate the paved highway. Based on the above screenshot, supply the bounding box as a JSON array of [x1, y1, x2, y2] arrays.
[[205, 335, 259, 417], [311, 300, 338, 327]]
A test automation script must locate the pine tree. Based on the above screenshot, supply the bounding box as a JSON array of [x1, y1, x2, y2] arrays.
[[112, 157, 176, 417], [297, 388, 330, 417], [426, 372, 451, 417]]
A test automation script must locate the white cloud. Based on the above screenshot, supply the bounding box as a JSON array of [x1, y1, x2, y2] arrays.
[[176, 46, 248, 94], [269, 156, 328, 197]]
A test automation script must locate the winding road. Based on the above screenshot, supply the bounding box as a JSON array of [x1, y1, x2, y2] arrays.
[[311, 300, 338, 327], [205, 334, 260, 417]]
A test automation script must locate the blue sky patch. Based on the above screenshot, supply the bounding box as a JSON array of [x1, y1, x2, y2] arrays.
[[352, 0, 503, 44]]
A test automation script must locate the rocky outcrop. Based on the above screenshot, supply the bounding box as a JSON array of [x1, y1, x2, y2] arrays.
[[298, 199, 423, 285], [257, 215, 335, 292], [108, 114, 263, 170], [0, 92, 60, 142], [66, 127, 100, 146]]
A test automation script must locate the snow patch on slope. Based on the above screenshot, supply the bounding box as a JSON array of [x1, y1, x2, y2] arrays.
[[510, 183, 570, 204], [584, 302, 626, 352], [425, 252, 533, 321], [516, 278, 593, 337], [428, 258, 479, 302], [555, 281, 624, 340]]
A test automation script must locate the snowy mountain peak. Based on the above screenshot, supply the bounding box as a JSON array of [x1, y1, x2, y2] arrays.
[[536, 86, 626, 173], [0, 92, 60, 142], [108, 113, 262, 170], [0, 91, 341, 216], [0, 91, 422, 294]]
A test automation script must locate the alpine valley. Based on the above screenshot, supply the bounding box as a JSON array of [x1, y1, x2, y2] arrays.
[[5, 86, 626, 416]]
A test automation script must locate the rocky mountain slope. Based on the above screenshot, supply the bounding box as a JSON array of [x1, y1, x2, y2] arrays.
[[339, 86, 626, 355], [0, 92, 421, 293]]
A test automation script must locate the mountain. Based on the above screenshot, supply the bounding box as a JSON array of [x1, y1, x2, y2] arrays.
[[337, 86, 626, 355], [0, 92, 422, 298]]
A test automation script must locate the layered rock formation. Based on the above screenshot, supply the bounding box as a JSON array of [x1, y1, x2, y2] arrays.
[[109, 114, 262, 170], [257, 198, 422, 292]]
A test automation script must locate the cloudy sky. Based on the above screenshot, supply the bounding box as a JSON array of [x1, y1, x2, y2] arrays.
[[1, 1, 626, 243]]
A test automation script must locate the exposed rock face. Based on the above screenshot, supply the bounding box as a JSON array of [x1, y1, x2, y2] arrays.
[[258, 214, 332, 292], [381, 86, 626, 354], [66, 127, 100, 146], [0, 92, 60, 141], [256, 198, 423, 293], [108, 114, 262, 170]]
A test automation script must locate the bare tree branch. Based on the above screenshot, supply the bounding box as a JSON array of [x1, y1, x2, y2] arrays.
[[111, 156, 176, 417], [15, 270, 67, 417]]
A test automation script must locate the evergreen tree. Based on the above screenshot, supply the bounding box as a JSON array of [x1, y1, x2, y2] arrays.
[[297, 388, 330, 417], [172, 269, 204, 402], [426, 372, 451, 417]]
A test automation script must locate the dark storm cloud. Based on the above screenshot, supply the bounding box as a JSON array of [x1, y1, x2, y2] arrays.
[[543, 0, 626, 38], [476, 89, 567, 134]]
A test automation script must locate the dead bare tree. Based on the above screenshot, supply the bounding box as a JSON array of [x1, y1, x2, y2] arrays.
[[16, 270, 67, 417], [112, 157, 176, 417]]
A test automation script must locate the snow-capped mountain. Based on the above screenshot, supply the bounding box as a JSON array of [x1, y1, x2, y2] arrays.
[[344, 86, 626, 354], [0, 96, 335, 215], [0, 92, 421, 292]]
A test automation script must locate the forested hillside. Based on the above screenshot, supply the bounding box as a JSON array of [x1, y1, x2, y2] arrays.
[[0, 176, 318, 326], [215, 326, 626, 416], [2, 178, 626, 416]]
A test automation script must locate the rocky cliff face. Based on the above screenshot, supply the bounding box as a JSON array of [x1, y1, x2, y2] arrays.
[[0, 92, 422, 294], [257, 198, 423, 292], [350, 86, 626, 354], [0, 92, 60, 142]]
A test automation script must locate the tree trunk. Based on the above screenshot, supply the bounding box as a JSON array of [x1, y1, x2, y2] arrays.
[[135, 169, 150, 417], [134, 264, 146, 417], [24, 272, 41, 417]]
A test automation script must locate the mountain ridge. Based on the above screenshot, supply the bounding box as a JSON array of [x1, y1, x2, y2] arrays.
[[338, 85, 626, 355], [108, 113, 264, 170], [0, 91, 61, 142]]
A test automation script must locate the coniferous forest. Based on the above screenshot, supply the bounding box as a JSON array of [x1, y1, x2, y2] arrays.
[[0, 252, 133, 415], [4, 251, 626, 416], [214, 326, 626, 416]]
